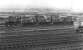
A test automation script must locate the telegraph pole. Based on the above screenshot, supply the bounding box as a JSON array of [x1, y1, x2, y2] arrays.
[[70, 0, 73, 12]]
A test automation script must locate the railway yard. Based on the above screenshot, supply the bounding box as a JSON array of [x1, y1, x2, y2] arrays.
[[0, 10, 82, 50]]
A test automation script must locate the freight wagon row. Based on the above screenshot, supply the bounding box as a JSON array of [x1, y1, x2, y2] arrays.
[[3, 15, 73, 26]]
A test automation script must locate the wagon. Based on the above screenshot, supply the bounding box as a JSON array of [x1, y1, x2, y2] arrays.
[[73, 16, 83, 32]]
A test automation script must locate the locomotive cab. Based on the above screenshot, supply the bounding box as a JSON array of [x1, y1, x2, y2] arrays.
[[5, 16, 22, 27]]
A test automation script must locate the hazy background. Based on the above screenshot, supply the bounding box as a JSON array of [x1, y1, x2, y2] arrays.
[[0, 0, 82, 12]]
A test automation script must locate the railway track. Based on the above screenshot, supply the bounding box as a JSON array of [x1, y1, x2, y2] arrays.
[[0, 30, 81, 50], [0, 25, 82, 50]]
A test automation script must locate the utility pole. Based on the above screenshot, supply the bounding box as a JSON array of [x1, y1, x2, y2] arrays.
[[70, 0, 73, 12]]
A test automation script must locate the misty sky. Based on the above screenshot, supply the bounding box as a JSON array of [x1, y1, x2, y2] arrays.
[[0, 0, 83, 12]]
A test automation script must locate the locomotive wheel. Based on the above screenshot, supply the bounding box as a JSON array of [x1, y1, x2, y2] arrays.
[[75, 28, 81, 33]]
